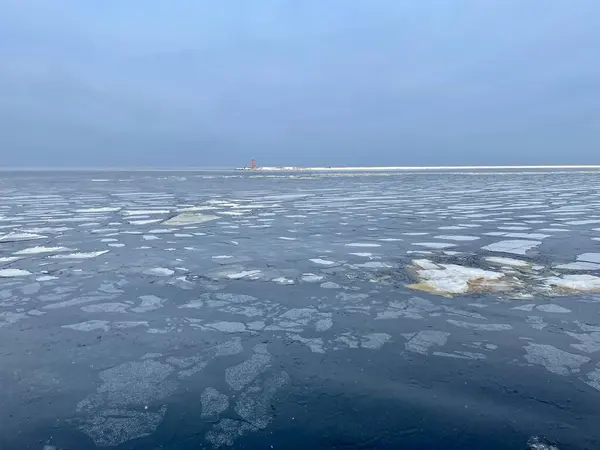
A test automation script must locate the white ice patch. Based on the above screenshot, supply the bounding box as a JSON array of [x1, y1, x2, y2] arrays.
[[524, 343, 590, 376], [62, 320, 111, 332], [50, 250, 109, 259], [143, 268, 174, 277], [434, 235, 480, 241], [0, 256, 20, 264], [482, 240, 541, 255], [485, 257, 530, 267], [349, 252, 373, 258], [163, 213, 218, 226], [545, 274, 600, 292], [577, 253, 600, 264], [0, 232, 46, 242], [409, 260, 506, 295], [37, 275, 58, 281], [14, 246, 69, 255], [271, 277, 294, 285], [345, 243, 381, 248], [310, 258, 337, 266], [228, 270, 262, 280], [354, 261, 391, 269], [123, 210, 170, 215], [537, 304, 571, 313], [129, 219, 163, 225], [76, 207, 121, 213], [0, 268, 31, 277], [301, 273, 324, 283], [556, 262, 600, 271], [413, 242, 456, 249]]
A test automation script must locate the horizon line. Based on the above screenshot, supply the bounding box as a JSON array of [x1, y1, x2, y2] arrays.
[[1, 164, 600, 172]]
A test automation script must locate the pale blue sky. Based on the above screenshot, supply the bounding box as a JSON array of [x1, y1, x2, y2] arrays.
[[1, 1, 599, 167]]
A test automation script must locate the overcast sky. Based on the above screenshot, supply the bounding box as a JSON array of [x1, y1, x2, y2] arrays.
[[1, 1, 599, 167]]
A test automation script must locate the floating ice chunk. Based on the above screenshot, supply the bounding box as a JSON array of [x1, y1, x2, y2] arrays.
[[413, 242, 456, 249], [301, 273, 324, 282], [447, 320, 512, 331], [36, 275, 58, 281], [536, 304, 571, 313], [123, 210, 170, 215], [278, 236, 296, 241], [129, 219, 163, 225], [566, 219, 600, 225], [207, 321, 250, 333], [404, 330, 449, 355], [412, 259, 440, 270], [504, 233, 550, 240], [409, 260, 508, 296], [0, 268, 31, 277], [143, 268, 174, 277], [228, 270, 262, 279], [403, 232, 429, 236], [345, 243, 381, 248], [512, 303, 536, 311], [212, 255, 233, 259], [0, 232, 46, 242], [310, 258, 336, 266], [527, 436, 559, 450], [82, 303, 130, 313], [132, 295, 165, 312], [577, 253, 600, 264], [355, 261, 391, 269], [349, 252, 373, 258], [0, 256, 20, 264], [485, 257, 530, 267], [272, 277, 294, 285], [63, 320, 111, 332], [545, 274, 600, 292], [361, 333, 391, 350], [288, 334, 325, 353], [482, 240, 541, 255], [321, 281, 341, 289], [50, 250, 109, 259], [76, 207, 121, 213], [434, 235, 480, 241], [201, 387, 229, 418], [556, 262, 600, 270], [143, 235, 159, 241], [163, 213, 218, 226], [524, 343, 590, 375], [14, 246, 69, 255]]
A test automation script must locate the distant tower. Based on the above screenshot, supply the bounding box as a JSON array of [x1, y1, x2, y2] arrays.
[[251, 159, 256, 169]]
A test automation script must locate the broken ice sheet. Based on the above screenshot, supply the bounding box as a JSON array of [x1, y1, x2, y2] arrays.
[[407, 259, 513, 296]]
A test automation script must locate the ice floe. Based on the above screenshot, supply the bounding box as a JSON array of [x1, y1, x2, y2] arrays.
[[0, 232, 46, 242], [485, 257, 530, 267], [163, 212, 218, 226], [50, 250, 109, 259], [0, 268, 32, 277], [143, 267, 174, 277], [482, 239, 541, 255], [408, 259, 510, 296], [544, 274, 600, 292], [14, 246, 70, 255], [310, 258, 337, 266]]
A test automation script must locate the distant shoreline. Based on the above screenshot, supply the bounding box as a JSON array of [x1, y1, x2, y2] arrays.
[[236, 165, 600, 171]]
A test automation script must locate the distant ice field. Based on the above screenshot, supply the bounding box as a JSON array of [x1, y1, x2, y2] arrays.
[[1, 168, 600, 450]]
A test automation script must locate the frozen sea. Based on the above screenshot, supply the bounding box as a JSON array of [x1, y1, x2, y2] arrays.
[[1, 168, 600, 449]]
